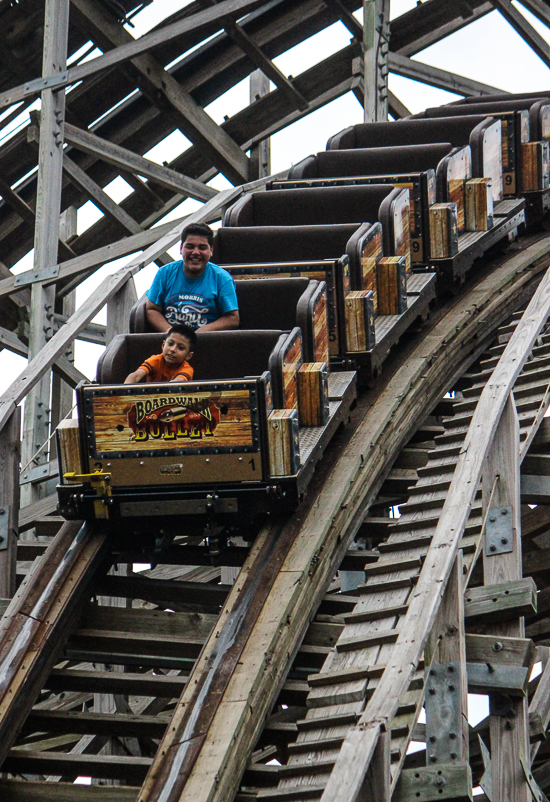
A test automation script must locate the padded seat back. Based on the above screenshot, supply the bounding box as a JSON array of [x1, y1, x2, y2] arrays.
[[327, 116, 496, 151], [288, 143, 455, 179], [223, 184, 394, 227], [213, 223, 362, 264], [129, 276, 313, 334], [97, 330, 286, 385]]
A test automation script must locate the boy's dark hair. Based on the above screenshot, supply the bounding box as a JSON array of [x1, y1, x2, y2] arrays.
[[181, 223, 214, 247], [166, 322, 197, 349]]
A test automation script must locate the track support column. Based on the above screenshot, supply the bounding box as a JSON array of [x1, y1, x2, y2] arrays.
[[21, 0, 70, 506], [482, 393, 531, 802], [249, 70, 271, 180], [363, 0, 390, 122]]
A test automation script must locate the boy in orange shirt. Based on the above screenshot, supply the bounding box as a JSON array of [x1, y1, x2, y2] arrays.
[[124, 323, 196, 384]]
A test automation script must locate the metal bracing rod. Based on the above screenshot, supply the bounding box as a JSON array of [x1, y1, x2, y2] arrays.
[[20, 0, 70, 510]]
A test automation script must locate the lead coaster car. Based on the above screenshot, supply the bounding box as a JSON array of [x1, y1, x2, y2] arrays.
[[56, 329, 356, 537]]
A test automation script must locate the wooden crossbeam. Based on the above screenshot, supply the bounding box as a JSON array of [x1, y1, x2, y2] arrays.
[[321, 266, 550, 802], [71, 0, 250, 184], [388, 51, 505, 97], [63, 123, 217, 203], [493, 0, 550, 69], [0, 0, 269, 110]]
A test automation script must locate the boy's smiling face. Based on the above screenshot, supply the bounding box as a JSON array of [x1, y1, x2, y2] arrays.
[[162, 331, 193, 367]]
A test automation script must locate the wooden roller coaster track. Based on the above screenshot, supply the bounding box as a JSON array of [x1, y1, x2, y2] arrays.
[[1, 234, 550, 801]]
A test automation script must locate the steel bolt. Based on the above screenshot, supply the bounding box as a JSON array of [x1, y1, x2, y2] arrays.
[[490, 516, 496, 523], [429, 755, 437, 763], [490, 544, 497, 552]]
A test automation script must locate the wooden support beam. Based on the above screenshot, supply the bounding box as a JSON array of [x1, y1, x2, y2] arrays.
[[0, 778, 139, 801], [62, 152, 142, 235], [249, 70, 271, 180], [319, 266, 550, 802], [388, 90, 411, 120], [363, 0, 390, 122], [106, 278, 138, 344], [70, 0, 250, 184], [482, 395, 530, 802], [63, 122, 217, 203], [21, 0, 70, 510], [0, 409, 20, 599], [326, 0, 363, 40], [493, 0, 550, 70], [221, 16, 309, 111], [0, 0, 268, 110], [388, 51, 506, 97]]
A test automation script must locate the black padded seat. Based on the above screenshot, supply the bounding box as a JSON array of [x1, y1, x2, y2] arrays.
[[327, 115, 496, 152], [288, 143, 455, 179], [449, 90, 550, 105], [97, 330, 286, 385], [419, 98, 550, 141], [213, 223, 367, 264], [130, 276, 315, 334], [223, 184, 395, 227]]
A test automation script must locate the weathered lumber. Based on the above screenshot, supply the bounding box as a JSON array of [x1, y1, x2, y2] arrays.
[[138, 234, 550, 802], [321, 264, 550, 802]]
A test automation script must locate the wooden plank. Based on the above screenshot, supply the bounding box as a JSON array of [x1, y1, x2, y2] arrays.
[[2, 750, 152, 783], [482, 395, 531, 802], [71, 0, 250, 184], [0, 779, 138, 802], [0, 0, 270, 110], [20, 0, 69, 510], [64, 123, 217, 203], [0, 522, 109, 765], [321, 266, 550, 802], [0, 408, 20, 598]]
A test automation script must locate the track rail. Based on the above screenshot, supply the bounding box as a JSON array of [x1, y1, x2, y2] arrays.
[[2, 236, 550, 800]]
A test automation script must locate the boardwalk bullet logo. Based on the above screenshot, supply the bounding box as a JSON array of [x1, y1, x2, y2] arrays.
[[127, 397, 221, 441]]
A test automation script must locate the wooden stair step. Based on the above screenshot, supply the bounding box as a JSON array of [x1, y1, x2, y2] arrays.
[[363, 555, 423, 576], [287, 735, 344, 754], [22, 709, 169, 738], [297, 712, 360, 731], [3, 750, 152, 784], [336, 628, 399, 653], [343, 603, 409, 625], [377, 535, 433, 552], [258, 785, 326, 800], [356, 576, 418, 594]]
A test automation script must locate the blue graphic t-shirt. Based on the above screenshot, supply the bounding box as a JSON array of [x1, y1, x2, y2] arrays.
[[146, 260, 238, 330]]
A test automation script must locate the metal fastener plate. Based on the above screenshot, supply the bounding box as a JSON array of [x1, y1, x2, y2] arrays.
[[425, 662, 463, 764], [485, 505, 513, 556], [0, 506, 9, 551], [14, 263, 60, 287]]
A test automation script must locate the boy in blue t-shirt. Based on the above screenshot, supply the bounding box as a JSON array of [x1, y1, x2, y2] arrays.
[[146, 223, 239, 333]]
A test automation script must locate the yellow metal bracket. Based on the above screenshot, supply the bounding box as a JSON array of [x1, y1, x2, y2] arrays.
[[64, 471, 112, 519]]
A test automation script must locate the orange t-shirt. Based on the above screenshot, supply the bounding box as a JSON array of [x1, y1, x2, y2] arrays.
[[139, 353, 193, 383]]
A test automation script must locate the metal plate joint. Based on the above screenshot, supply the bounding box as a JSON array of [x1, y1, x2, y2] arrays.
[[424, 661, 463, 764], [0, 506, 10, 551], [485, 505, 513, 556], [24, 71, 68, 96], [14, 264, 60, 287]]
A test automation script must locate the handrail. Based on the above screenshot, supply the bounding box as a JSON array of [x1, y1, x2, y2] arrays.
[[321, 264, 550, 802]]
